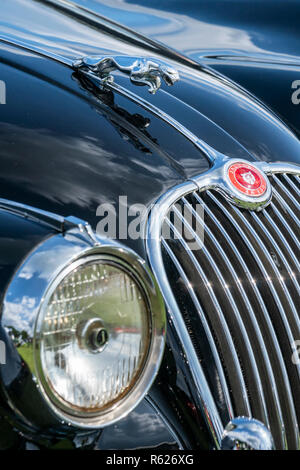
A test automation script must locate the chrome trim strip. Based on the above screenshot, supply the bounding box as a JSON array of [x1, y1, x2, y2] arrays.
[[0, 197, 100, 245], [0, 34, 217, 164], [39, 0, 201, 69], [256, 162, 300, 175], [80, 70, 217, 163], [0, 197, 65, 231], [147, 179, 224, 448], [0, 35, 73, 67]]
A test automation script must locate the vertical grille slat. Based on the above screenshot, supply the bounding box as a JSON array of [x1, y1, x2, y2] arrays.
[[209, 194, 300, 355], [147, 168, 300, 449], [269, 201, 300, 251], [262, 208, 300, 273], [293, 175, 300, 186], [271, 186, 300, 229], [179, 196, 270, 428], [208, 193, 295, 329], [282, 175, 300, 206], [164, 216, 251, 416], [273, 175, 300, 212], [192, 192, 287, 449], [249, 211, 300, 325], [207, 191, 299, 449], [162, 238, 234, 420]]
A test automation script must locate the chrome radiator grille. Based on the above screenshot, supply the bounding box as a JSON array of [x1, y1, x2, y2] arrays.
[[147, 168, 300, 449]]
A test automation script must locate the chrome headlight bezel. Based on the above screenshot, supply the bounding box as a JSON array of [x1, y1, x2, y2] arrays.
[[0, 225, 166, 431]]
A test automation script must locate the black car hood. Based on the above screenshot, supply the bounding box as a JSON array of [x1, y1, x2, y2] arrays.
[[62, 0, 300, 135], [1, 0, 300, 255]]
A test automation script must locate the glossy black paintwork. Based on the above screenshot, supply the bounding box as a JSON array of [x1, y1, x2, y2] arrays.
[[1, 0, 300, 450], [0, 210, 55, 448], [68, 0, 300, 135], [1, 43, 299, 249], [0, 210, 54, 299], [96, 398, 180, 450]]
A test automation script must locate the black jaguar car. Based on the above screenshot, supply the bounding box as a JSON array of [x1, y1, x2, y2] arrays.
[[0, 0, 299, 451]]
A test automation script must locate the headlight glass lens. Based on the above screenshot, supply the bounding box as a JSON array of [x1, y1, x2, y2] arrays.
[[37, 259, 151, 416]]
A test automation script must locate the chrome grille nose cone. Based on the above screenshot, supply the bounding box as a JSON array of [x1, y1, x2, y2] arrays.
[[221, 417, 274, 450]]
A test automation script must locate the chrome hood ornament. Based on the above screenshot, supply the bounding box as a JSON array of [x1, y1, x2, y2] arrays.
[[73, 55, 179, 94]]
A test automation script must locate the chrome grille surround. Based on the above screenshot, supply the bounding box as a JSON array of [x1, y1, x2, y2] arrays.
[[146, 158, 300, 449]]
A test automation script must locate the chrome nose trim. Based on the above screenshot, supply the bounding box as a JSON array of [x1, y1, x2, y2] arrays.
[[221, 417, 274, 450]]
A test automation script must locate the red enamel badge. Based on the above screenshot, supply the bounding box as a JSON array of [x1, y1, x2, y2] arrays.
[[228, 162, 267, 197]]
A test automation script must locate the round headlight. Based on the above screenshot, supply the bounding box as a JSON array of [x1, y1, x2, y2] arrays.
[[35, 256, 151, 422], [1, 224, 166, 430]]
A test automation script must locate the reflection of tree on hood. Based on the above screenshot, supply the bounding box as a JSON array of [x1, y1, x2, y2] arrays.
[[5, 326, 32, 348]]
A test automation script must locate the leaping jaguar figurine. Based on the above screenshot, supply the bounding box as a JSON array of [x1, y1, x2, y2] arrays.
[[73, 55, 180, 94]]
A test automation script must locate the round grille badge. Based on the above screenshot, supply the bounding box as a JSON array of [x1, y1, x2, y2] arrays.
[[228, 162, 267, 197]]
